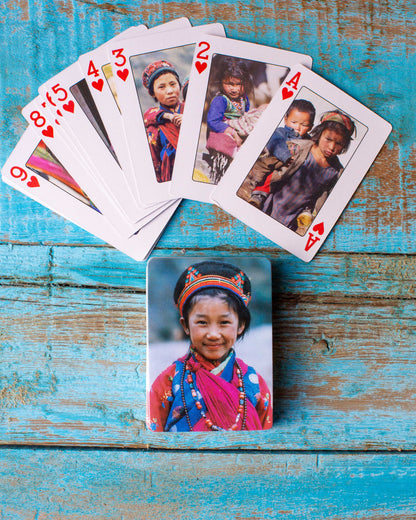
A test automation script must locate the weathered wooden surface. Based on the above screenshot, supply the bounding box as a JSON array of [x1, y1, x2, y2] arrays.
[[1, 449, 416, 519], [1, 262, 415, 449], [1, 0, 415, 517], [1, 1, 415, 254]]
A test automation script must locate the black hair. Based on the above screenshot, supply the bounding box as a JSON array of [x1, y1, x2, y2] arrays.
[[310, 110, 354, 154], [212, 56, 254, 97], [174, 260, 252, 340], [182, 79, 189, 102], [285, 99, 316, 125]]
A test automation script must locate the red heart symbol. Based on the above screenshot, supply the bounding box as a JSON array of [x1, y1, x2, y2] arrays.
[[312, 221, 324, 235], [281, 87, 294, 100], [62, 100, 75, 113], [117, 68, 129, 81], [41, 125, 54, 138], [92, 79, 104, 91], [27, 175, 40, 188], [195, 61, 207, 74]]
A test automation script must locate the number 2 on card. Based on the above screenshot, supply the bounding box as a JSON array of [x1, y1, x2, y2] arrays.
[[194, 41, 210, 74]]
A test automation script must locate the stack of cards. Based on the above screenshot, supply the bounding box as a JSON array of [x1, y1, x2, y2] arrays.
[[146, 256, 273, 432], [2, 17, 391, 261]]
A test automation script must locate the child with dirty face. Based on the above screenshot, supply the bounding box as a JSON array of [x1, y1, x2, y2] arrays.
[[204, 57, 254, 184], [237, 99, 315, 209], [261, 110, 356, 235]]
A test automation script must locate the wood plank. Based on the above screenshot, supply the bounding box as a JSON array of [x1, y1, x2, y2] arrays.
[[0, 0, 415, 514], [1, 284, 414, 449], [2, 167, 416, 255], [0, 448, 416, 518], [0, 244, 414, 301]]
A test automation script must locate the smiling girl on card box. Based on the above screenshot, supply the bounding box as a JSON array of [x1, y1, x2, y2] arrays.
[[147, 260, 272, 432]]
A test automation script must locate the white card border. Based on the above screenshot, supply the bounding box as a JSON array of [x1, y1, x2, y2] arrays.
[[212, 64, 392, 262]]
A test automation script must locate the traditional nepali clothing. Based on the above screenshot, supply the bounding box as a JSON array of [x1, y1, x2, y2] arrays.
[[207, 94, 250, 133], [143, 102, 184, 183], [262, 140, 343, 230], [148, 348, 272, 432], [26, 141, 99, 211], [204, 94, 250, 184]]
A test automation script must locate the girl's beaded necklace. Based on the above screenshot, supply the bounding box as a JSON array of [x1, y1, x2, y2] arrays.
[[180, 351, 247, 431], [230, 97, 245, 114]]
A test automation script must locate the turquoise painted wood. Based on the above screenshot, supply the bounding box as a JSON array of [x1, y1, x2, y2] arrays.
[[1, 0, 415, 517], [1, 280, 415, 449], [1, 449, 416, 519], [1, 1, 415, 254], [1, 244, 415, 299]]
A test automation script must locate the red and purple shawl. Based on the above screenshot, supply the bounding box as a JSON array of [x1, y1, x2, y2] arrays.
[[148, 348, 272, 432], [143, 102, 184, 183]]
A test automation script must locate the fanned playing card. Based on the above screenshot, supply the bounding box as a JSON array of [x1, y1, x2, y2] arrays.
[[171, 35, 312, 204], [212, 64, 392, 262]]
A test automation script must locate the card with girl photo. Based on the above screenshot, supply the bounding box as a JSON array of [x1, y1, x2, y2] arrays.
[[146, 256, 273, 432], [212, 64, 392, 262], [78, 19, 191, 206], [109, 24, 225, 206], [171, 35, 312, 204]]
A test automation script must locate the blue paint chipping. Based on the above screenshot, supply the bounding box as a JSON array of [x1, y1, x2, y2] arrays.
[[0, 0, 415, 517]]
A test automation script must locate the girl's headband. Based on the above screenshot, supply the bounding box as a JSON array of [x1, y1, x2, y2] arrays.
[[142, 60, 179, 93], [176, 266, 251, 317], [320, 111, 355, 136]]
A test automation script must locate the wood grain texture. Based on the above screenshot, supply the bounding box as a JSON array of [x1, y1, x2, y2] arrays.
[[1, 243, 415, 299], [1, 449, 416, 519], [1, 277, 414, 449], [0, 0, 415, 515]]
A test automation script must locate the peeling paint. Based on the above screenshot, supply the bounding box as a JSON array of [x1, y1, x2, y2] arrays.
[[311, 333, 336, 355], [0, 371, 57, 408]]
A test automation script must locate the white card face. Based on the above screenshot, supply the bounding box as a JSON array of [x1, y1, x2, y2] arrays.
[[171, 35, 313, 203], [78, 18, 192, 205], [212, 64, 392, 262], [21, 96, 143, 237], [2, 127, 180, 261], [110, 23, 226, 206], [37, 60, 161, 226]]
